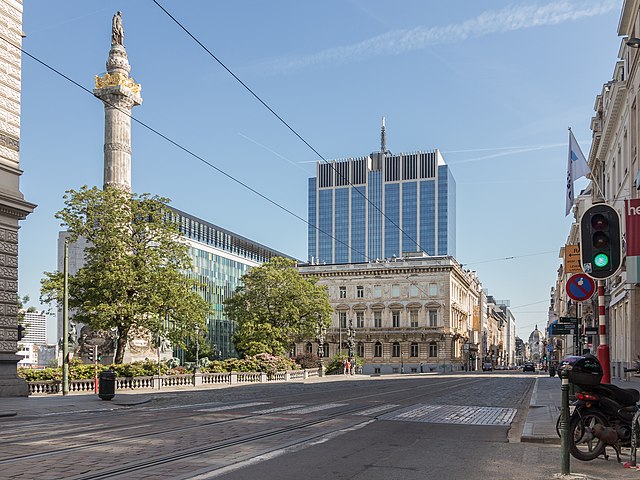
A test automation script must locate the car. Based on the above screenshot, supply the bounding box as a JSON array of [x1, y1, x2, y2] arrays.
[[523, 363, 536, 372], [482, 362, 493, 371]]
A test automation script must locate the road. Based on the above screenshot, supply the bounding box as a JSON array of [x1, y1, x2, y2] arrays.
[[0, 372, 621, 480]]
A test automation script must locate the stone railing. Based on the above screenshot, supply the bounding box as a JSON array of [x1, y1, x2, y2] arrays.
[[26, 368, 319, 396]]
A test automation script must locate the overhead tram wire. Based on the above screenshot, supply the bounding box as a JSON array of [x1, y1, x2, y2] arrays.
[[151, 0, 428, 257], [10, 37, 560, 275], [7, 38, 368, 262]]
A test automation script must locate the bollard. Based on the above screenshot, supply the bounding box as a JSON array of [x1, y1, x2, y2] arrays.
[[559, 369, 571, 475], [631, 409, 640, 466]]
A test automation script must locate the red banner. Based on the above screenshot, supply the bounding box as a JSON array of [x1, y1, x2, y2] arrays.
[[625, 199, 640, 256]]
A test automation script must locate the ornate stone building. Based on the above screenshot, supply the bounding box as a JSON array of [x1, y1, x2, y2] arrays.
[[0, 0, 36, 397], [297, 254, 482, 374]]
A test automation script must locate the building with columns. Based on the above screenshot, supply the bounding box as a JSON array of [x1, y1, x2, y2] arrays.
[[297, 254, 482, 374], [0, 0, 36, 397]]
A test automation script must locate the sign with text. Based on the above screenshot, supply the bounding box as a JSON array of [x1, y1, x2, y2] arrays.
[[626, 199, 640, 256], [550, 323, 575, 336], [564, 244, 583, 273]]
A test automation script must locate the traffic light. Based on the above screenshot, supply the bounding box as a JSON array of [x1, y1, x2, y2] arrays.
[[88, 345, 98, 363], [579, 203, 622, 280]]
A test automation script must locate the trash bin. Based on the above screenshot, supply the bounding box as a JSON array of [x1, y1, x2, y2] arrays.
[[549, 364, 556, 377], [98, 370, 116, 401]]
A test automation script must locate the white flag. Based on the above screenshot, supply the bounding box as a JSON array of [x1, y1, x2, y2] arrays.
[[565, 129, 591, 216]]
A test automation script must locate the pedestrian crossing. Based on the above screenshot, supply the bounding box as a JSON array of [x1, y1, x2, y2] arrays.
[[195, 401, 516, 426]]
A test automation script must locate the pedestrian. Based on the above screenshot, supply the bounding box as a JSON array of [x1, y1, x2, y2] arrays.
[[345, 360, 351, 375]]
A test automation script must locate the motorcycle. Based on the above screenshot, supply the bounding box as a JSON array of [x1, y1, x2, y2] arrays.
[[556, 355, 640, 462]]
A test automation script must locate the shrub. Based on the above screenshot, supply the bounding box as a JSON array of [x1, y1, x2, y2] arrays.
[[294, 352, 321, 369]]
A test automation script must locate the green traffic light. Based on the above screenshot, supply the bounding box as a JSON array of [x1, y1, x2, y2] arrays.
[[594, 253, 609, 268]]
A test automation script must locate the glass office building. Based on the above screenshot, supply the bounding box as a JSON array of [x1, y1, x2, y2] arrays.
[[169, 207, 292, 359], [308, 149, 455, 264]]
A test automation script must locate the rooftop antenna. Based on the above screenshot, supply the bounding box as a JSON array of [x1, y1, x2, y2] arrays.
[[381, 116, 386, 154]]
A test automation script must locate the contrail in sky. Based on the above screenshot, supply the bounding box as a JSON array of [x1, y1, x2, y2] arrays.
[[262, 0, 618, 74]]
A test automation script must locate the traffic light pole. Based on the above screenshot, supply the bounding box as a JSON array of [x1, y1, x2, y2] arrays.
[[597, 280, 611, 384], [62, 238, 69, 396]]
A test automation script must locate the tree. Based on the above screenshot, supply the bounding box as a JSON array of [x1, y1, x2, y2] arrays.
[[225, 257, 332, 356], [40, 186, 210, 363]]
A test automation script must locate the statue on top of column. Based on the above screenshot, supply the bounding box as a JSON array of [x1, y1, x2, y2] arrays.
[[111, 11, 124, 46]]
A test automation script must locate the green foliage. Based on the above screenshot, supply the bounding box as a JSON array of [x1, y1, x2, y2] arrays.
[[200, 354, 299, 375], [108, 359, 167, 377], [40, 186, 210, 363], [225, 257, 332, 357]]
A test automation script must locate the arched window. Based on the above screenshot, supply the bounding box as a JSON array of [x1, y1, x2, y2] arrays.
[[392, 342, 401, 357], [357, 342, 365, 358], [374, 342, 383, 357], [305, 342, 312, 354], [429, 342, 438, 357], [290, 344, 296, 357], [410, 342, 419, 357], [323, 343, 329, 358]]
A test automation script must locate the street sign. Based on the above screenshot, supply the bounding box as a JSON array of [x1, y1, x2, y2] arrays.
[[564, 244, 583, 273], [565, 273, 596, 302], [584, 327, 598, 335], [559, 316, 578, 324], [550, 323, 575, 336]]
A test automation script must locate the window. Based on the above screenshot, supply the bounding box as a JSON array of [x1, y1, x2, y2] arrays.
[[374, 285, 382, 298], [429, 309, 438, 327], [357, 285, 364, 298], [410, 284, 419, 297], [339, 286, 347, 298], [429, 283, 438, 296], [374, 342, 383, 357], [356, 311, 364, 328], [339, 311, 347, 328], [429, 342, 438, 357], [357, 342, 364, 357], [392, 311, 400, 327], [392, 342, 401, 357], [374, 311, 382, 328], [305, 342, 312, 354], [410, 310, 418, 327], [374, 367, 381, 374], [392, 367, 399, 373], [392, 284, 401, 297], [410, 342, 419, 357], [323, 343, 329, 358]]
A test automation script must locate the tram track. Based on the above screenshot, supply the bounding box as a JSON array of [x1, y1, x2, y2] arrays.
[[1, 376, 487, 471]]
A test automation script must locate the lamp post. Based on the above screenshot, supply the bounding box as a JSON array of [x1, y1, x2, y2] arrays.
[[195, 325, 200, 373], [347, 318, 355, 374], [316, 319, 326, 377]]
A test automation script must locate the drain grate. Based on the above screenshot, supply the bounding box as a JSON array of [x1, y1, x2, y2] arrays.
[[379, 404, 517, 426]]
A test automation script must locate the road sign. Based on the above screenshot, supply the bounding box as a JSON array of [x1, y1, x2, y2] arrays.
[[564, 245, 583, 273], [550, 323, 575, 336], [584, 327, 598, 335], [559, 316, 578, 324], [565, 273, 596, 302]]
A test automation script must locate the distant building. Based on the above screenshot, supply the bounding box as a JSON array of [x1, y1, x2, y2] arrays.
[[20, 310, 47, 345], [17, 342, 36, 367], [308, 119, 456, 264], [297, 254, 481, 374], [528, 325, 546, 363]]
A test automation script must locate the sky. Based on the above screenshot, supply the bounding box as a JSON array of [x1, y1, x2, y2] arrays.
[[17, 0, 622, 343]]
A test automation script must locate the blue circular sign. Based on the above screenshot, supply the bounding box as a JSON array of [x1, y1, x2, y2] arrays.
[[566, 273, 596, 302]]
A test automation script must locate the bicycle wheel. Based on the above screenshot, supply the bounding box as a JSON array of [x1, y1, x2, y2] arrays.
[[568, 409, 609, 461]]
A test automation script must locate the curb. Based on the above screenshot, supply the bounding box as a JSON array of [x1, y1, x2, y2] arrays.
[[521, 434, 560, 445]]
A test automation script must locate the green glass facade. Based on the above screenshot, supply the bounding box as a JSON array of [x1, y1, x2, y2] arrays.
[[170, 207, 292, 360]]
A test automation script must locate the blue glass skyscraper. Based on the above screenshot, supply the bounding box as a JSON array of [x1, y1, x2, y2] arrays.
[[308, 122, 456, 264]]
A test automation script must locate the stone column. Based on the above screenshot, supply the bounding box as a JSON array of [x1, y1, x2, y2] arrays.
[[0, 0, 37, 397], [93, 39, 142, 191]]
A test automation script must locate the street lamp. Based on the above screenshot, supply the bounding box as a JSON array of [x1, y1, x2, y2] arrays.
[[316, 318, 326, 377], [347, 318, 356, 374], [195, 325, 200, 373]]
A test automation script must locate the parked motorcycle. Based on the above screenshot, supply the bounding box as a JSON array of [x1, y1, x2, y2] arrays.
[[557, 355, 640, 462]]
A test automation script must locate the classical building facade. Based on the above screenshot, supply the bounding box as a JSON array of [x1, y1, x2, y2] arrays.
[[308, 120, 456, 264], [297, 254, 481, 374], [0, 0, 36, 397]]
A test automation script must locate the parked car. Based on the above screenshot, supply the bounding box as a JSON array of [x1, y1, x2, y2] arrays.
[[522, 362, 536, 372], [482, 362, 493, 371]]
